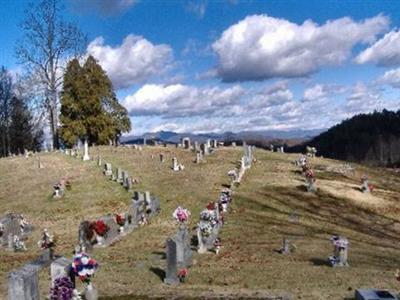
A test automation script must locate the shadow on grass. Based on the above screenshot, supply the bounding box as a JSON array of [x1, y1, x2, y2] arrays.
[[310, 257, 331, 267], [150, 266, 165, 281]]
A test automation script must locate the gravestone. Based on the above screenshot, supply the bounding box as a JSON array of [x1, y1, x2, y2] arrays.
[[82, 139, 90, 161], [194, 141, 199, 152], [182, 137, 191, 149], [103, 163, 112, 176], [38, 157, 43, 169], [97, 156, 102, 167], [126, 176, 133, 191], [164, 238, 179, 285], [96, 215, 120, 247], [160, 153, 164, 163], [172, 157, 179, 171], [174, 226, 192, 268], [8, 263, 40, 300], [117, 168, 123, 183], [50, 257, 72, 287], [200, 143, 210, 156], [231, 142, 236, 147], [122, 171, 129, 188], [0, 214, 30, 248], [78, 221, 93, 252], [195, 152, 202, 164], [329, 236, 349, 267], [355, 289, 398, 300]]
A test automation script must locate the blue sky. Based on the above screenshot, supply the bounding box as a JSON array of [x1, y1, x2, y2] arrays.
[[1, 0, 400, 135]]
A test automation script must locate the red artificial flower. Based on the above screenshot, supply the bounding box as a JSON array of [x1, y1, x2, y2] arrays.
[[206, 202, 215, 211], [368, 184, 374, 192], [91, 220, 108, 236], [178, 268, 188, 277], [115, 214, 126, 226]]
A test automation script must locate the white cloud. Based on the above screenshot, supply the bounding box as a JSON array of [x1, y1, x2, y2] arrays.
[[248, 81, 293, 108], [355, 29, 400, 66], [302, 84, 346, 103], [212, 14, 389, 82], [87, 35, 173, 89], [123, 83, 245, 117], [345, 82, 384, 114], [376, 68, 400, 88]]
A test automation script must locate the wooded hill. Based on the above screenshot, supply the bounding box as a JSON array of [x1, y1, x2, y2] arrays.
[[290, 110, 400, 167]]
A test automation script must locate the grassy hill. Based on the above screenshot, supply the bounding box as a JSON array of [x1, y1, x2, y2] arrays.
[[1, 146, 400, 299]]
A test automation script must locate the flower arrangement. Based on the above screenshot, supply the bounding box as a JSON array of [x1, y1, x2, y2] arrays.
[[214, 238, 222, 255], [177, 268, 188, 283], [198, 222, 212, 237], [38, 229, 55, 250], [50, 276, 74, 300], [72, 252, 98, 284], [305, 169, 314, 179], [90, 220, 108, 237], [172, 206, 191, 224], [115, 214, 126, 227], [206, 202, 215, 211], [330, 235, 349, 249]]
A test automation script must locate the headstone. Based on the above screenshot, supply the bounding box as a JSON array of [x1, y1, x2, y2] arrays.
[[117, 168, 123, 183], [82, 138, 90, 161], [122, 171, 129, 187], [50, 257, 71, 287], [174, 226, 192, 268], [78, 221, 93, 252], [194, 141, 199, 152], [231, 142, 236, 147], [8, 264, 40, 300], [126, 176, 133, 191], [160, 153, 164, 163], [38, 157, 43, 169], [355, 289, 398, 300], [164, 238, 179, 285], [182, 137, 191, 150], [97, 156, 102, 167], [103, 163, 112, 176], [172, 157, 179, 171], [195, 152, 202, 164], [329, 236, 349, 267]]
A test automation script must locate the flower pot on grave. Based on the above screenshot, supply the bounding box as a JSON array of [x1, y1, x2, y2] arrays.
[[84, 283, 98, 300], [95, 235, 104, 245]]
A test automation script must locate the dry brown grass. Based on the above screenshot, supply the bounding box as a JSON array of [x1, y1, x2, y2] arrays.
[[0, 147, 400, 300]]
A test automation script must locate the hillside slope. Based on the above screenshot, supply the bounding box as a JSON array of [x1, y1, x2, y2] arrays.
[[0, 146, 400, 299]]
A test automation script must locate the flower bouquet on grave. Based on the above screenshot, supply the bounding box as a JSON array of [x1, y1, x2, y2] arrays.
[[90, 220, 109, 245], [172, 206, 191, 225], [330, 235, 349, 249], [115, 214, 126, 233], [50, 276, 76, 300], [206, 202, 216, 211], [198, 222, 212, 237], [177, 268, 188, 283], [200, 209, 212, 221], [214, 238, 222, 255], [38, 228, 55, 251], [72, 252, 98, 285]]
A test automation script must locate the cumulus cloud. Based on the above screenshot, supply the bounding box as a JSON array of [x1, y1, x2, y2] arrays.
[[87, 35, 173, 89], [376, 68, 400, 88], [345, 82, 384, 114], [248, 81, 293, 108], [212, 14, 389, 82], [70, 0, 137, 16], [355, 29, 400, 66], [123, 83, 245, 117], [302, 84, 346, 102]]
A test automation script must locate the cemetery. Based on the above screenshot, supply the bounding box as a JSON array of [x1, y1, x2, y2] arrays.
[[0, 144, 400, 299]]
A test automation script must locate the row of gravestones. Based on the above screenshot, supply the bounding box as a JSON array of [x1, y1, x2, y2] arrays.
[[180, 137, 219, 164], [227, 143, 255, 187], [78, 191, 160, 252], [163, 145, 252, 285]]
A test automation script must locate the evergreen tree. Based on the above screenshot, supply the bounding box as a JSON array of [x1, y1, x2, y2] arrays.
[[60, 56, 131, 147], [0, 67, 13, 156], [9, 96, 38, 154]]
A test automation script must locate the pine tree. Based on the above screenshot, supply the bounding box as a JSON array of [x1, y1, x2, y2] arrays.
[[9, 96, 37, 154], [60, 56, 131, 147]]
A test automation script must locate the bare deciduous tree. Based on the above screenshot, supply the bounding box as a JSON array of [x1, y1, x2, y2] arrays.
[[16, 0, 86, 149]]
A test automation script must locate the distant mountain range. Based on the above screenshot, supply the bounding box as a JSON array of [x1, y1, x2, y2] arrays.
[[120, 129, 326, 145]]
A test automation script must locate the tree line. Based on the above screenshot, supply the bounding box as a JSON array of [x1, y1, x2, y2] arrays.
[[0, 0, 131, 158]]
